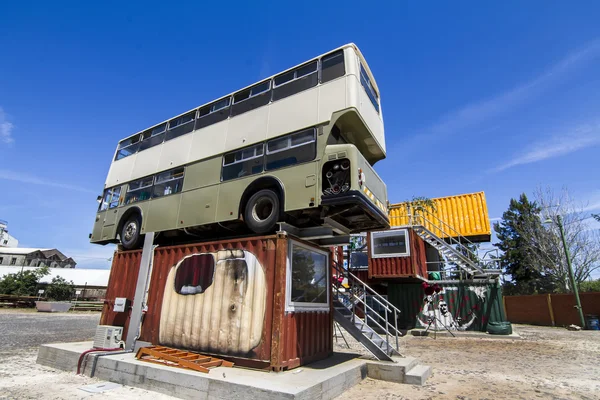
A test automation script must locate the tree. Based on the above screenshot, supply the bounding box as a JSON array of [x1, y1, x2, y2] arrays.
[[529, 186, 600, 291], [0, 266, 49, 296], [46, 276, 75, 301], [494, 194, 555, 295], [593, 213, 599, 222]]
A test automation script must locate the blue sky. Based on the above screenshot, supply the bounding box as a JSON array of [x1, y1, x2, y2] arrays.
[[1, 1, 599, 269]]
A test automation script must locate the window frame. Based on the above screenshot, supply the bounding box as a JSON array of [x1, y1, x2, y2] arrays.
[[370, 229, 410, 258], [168, 112, 196, 130], [233, 80, 271, 104], [266, 129, 316, 156], [360, 63, 380, 113], [152, 167, 185, 198], [273, 60, 319, 88], [285, 240, 330, 312]]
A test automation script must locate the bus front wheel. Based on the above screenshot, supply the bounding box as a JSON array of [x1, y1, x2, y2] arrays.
[[121, 214, 143, 250], [245, 189, 280, 234]]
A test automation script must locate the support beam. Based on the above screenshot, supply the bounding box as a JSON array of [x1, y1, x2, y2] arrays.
[[125, 232, 155, 350]]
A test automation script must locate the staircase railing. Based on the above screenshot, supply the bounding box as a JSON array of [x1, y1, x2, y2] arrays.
[[332, 260, 402, 353], [406, 207, 497, 274]]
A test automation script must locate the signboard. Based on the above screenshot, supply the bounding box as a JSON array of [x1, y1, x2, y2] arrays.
[[38, 289, 45, 294]]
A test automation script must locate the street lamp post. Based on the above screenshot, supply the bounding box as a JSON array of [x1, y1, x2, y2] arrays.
[[551, 214, 586, 329]]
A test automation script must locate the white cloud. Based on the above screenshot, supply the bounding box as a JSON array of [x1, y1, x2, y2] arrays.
[[0, 107, 15, 144], [491, 123, 600, 172], [0, 169, 97, 194], [417, 39, 600, 139]]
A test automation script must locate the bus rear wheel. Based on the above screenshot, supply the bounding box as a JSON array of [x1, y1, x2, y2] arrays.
[[245, 189, 280, 234], [121, 214, 143, 250]]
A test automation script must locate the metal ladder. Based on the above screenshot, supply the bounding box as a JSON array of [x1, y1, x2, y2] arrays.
[[332, 260, 403, 361]]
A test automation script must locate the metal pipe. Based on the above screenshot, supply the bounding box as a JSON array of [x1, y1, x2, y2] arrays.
[[90, 350, 131, 378], [556, 214, 586, 328]]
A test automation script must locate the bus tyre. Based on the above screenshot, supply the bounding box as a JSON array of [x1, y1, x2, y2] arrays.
[[245, 189, 280, 234], [121, 214, 143, 250]]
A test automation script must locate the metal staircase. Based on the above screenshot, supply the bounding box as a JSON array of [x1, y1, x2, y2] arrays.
[[405, 209, 500, 278], [332, 260, 403, 361]]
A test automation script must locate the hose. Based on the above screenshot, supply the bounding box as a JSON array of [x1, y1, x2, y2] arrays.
[[77, 348, 122, 375]]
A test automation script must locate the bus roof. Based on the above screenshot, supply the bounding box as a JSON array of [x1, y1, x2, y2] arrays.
[[116, 43, 379, 145]]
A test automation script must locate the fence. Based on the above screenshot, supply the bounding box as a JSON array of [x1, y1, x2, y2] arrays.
[[504, 292, 600, 327]]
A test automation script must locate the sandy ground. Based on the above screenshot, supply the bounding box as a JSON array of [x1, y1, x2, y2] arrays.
[[0, 309, 177, 400], [1, 309, 599, 399], [334, 324, 600, 400]]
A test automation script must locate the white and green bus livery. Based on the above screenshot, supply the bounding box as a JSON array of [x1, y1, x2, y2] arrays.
[[91, 43, 389, 249]]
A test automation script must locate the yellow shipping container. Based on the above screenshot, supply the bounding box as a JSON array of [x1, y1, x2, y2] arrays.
[[389, 191, 491, 242]]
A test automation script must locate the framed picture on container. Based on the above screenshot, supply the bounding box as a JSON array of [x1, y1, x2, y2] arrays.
[[370, 229, 410, 258]]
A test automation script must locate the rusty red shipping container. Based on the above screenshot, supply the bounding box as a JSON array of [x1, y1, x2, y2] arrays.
[[367, 229, 427, 280], [100, 233, 332, 371]]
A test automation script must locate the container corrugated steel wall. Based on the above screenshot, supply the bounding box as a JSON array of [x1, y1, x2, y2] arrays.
[[387, 281, 505, 331], [101, 234, 332, 371], [389, 191, 491, 242], [99, 250, 142, 340], [368, 229, 427, 279]]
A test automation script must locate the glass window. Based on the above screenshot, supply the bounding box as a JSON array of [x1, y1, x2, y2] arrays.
[[265, 129, 316, 170], [274, 70, 295, 86], [153, 167, 184, 197], [152, 123, 167, 136], [234, 88, 251, 103], [370, 229, 410, 258], [321, 50, 345, 83], [291, 129, 315, 146], [109, 187, 121, 209], [198, 105, 210, 117], [267, 136, 288, 153], [10, 257, 16, 265], [251, 81, 270, 95], [222, 144, 264, 181], [125, 176, 154, 204], [211, 98, 231, 112], [296, 61, 317, 78], [288, 242, 329, 308], [99, 189, 111, 211], [360, 64, 380, 113]]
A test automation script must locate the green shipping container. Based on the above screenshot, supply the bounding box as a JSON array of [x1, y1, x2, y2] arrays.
[[388, 281, 506, 332]]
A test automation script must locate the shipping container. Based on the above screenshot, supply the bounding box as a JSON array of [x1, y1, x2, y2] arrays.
[[389, 191, 491, 242], [387, 280, 506, 332], [367, 229, 427, 280], [100, 233, 333, 371]]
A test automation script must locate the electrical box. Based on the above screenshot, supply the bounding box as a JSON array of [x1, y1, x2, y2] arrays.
[[93, 325, 123, 349], [113, 297, 128, 312]]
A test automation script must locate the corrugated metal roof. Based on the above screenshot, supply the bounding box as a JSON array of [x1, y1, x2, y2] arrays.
[[0, 247, 51, 255], [0, 267, 109, 287]]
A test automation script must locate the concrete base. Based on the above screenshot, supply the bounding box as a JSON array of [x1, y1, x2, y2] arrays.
[[410, 329, 522, 340], [37, 342, 432, 399]]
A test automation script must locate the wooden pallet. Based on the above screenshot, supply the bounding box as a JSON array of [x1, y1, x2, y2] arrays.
[[135, 346, 234, 374]]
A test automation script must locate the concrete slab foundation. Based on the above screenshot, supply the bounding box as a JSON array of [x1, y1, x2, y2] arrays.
[[410, 329, 522, 340], [37, 342, 432, 399]]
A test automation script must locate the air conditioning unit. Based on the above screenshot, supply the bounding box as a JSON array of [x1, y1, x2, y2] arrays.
[[93, 325, 123, 349]]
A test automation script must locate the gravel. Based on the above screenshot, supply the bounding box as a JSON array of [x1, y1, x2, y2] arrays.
[[0, 308, 99, 353]]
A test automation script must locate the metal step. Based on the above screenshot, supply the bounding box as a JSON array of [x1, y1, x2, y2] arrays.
[[333, 308, 395, 362]]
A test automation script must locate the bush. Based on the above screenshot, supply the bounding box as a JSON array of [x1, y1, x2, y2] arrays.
[[0, 266, 49, 296], [45, 276, 75, 301]]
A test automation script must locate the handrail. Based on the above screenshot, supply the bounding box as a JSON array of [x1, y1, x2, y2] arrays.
[[332, 259, 402, 352], [333, 261, 402, 316], [407, 206, 475, 248]]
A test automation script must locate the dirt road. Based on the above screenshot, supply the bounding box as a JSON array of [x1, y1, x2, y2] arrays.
[[337, 325, 600, 400]]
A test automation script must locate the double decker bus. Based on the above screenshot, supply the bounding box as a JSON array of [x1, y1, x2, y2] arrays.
[[91, 43, 389, 249]]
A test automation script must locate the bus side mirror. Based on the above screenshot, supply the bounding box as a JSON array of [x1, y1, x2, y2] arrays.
[[97, 195, 102, 203]]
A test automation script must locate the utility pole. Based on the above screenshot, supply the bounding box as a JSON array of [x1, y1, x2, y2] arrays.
[[556, 214, 586, 328]]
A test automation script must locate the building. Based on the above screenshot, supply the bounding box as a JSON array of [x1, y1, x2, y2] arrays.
[[0, 220, 19, 248], [339, 192, 507, 333], [0, 248, 76, 268]]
